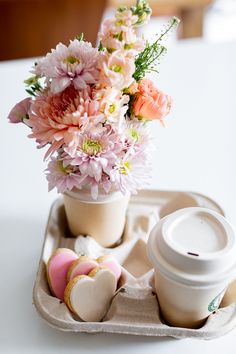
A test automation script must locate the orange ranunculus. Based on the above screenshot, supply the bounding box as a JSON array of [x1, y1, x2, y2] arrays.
[[132, 79, 172, 122]]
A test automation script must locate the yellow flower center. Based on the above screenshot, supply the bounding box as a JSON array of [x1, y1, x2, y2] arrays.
[[116, 20, 124, 26], [108, 103, 116, 114], [111, 64, 122, 73], [124, 43, 134, 50], [82, 139, 101, 155], [57, 161, 73, 174], [129, 128, 139, 142], [64, 56, 80, 65], [119, 161, 131, 175], [113, 31, 123, 41]]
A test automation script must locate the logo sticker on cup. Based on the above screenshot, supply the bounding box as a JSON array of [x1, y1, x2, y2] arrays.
[[208, 289, 226, 312]]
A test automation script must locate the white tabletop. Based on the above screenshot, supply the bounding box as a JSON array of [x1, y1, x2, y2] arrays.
[[1, 39, 236, 352]]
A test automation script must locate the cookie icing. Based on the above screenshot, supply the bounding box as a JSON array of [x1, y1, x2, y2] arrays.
[[47, 248, 78, 301], [64, 267, 117, 322], [97, 255, 122, 281], [67, 256, 98, 281]]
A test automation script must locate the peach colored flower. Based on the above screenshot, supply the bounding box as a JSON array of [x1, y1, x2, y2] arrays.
[[28, 86, 104, 159], [132, 79, 172, 122]]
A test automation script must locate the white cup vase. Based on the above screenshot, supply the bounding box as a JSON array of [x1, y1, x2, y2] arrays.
[[63, 188, 130, 247]]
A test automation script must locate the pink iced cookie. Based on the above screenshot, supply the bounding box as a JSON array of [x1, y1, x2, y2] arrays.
[[47, 248, 78, 301], [67, 256, 98, 282], [97, 255, 122, 281]]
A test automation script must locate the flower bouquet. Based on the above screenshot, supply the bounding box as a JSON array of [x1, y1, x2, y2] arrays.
[[8, 0, 179, 246]]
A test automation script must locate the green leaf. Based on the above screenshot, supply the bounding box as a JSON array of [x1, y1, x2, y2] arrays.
[[98, 41, 104, 51], [75, 33, 84, 41]]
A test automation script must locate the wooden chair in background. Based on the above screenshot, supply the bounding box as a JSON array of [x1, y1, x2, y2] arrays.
[[0, 0, 107, 61], [0, 0, 213, 61]]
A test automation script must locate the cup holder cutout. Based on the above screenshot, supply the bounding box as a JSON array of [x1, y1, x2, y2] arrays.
[[133, 215, 150, 233], [122, 239, 153, 278]]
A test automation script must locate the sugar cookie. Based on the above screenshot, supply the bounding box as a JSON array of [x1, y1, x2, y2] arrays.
[[97, 255, 122, 281], [46, 248, 78, 301], [67, 256, 98, 282], [64, 266, 117, 322]]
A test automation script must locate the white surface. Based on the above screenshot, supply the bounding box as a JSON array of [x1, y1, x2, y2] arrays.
[[1, 39, 236, 352]]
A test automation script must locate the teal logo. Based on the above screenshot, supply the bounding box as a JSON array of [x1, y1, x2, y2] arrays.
[[208, 290, 225, 312]]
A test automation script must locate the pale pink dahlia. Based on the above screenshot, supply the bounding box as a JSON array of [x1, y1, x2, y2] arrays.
[[46, 157, 81, 193], [34, 40, 100, 94], [28, 86, 104, 159]]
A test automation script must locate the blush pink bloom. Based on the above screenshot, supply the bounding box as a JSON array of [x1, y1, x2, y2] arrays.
[[64, 125, 122, 183], [122, 119, 153, 156], [110, 151, 151, 195], [115, 9, 139, 28], [132, 79, 172, 122], [8, 97, 31, 124], [28, 86, 104, 159], [99, 50, 135, 90], [72, 174, 113, 200], [99, 15, 144, 54], [34, 40, 100, 94], [46, 157, 81, 193], [94, 87, 129, 127]]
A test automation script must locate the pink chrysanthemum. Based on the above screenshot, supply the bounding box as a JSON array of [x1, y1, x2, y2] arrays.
[[64, 125, 122, 183], [46, 157, 81, 193], [110, 151, 151, 195], [122, 119, 153, 155], [28, 85, 104, 159], [34, 40, 100, 93], [74, 174, 114, 200]]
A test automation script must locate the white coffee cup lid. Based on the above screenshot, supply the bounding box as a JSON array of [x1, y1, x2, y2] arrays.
[[147, 207, 236, 286]]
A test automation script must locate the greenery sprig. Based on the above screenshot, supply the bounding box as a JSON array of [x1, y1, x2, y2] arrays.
[[133, 16, 180, 81], [24, 74, 43, 96]]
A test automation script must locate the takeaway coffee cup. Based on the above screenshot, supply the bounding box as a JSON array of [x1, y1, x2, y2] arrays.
[[147, 207, 236, 328]]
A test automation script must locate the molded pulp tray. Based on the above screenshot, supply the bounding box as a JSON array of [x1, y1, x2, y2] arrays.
[[33, 190, 236, 339]]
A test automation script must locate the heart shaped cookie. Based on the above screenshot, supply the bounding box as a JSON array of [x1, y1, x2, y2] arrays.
[[97, 255, 122, 281], [64, 266, 117, 322], [67, 256, 98, 282], [46, 248, 78, 301], [67, 254, 122, 282]]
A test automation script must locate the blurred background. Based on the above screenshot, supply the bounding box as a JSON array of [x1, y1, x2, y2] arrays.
[[0, 0, 236, 61]]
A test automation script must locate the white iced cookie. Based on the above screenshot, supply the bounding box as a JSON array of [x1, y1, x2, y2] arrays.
[[64, 266, 117, 322]]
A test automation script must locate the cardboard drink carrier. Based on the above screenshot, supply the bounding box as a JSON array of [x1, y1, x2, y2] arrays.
[[33, 189, 236, 339]]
